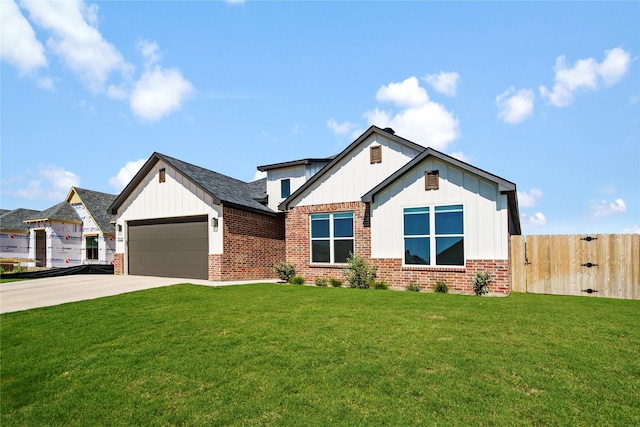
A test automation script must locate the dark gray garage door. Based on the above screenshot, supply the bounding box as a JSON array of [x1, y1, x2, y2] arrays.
[[128, 215, 208, 280]]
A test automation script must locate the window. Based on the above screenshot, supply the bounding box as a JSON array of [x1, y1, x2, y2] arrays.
[[403, 204, 464, 266], [281, 179, 291, 198], [425, 170, 439, 190], [86, 236, 99, 261], [311, 212, 354, 263], [159, 168, 166, 183], [370, 145, 382, 164]]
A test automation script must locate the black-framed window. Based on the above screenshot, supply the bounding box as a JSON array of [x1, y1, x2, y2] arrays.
[[403, 204, 464, 266], [281, 179, 291, 198], [310, 212, 354, 263], [86, 236, 99, 261]]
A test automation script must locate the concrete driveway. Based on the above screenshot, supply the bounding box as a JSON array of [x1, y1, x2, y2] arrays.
[[0, 275, 277, 314]]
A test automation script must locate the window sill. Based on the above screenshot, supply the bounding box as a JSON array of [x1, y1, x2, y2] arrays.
[[309, 263, 348, 269], [402, 265, 466, 273]]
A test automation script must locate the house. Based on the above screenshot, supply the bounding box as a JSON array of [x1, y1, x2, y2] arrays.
[[21, 188, 118, 268], [266, 126, 521, 293], [0, 208, 40, 268], [109, 126, 520, 293], [108, 152, 285, 281]]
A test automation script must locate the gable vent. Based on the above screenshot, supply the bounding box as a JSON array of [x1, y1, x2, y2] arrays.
[[370, 146, 382, 164], [425, 170, 439, 190]]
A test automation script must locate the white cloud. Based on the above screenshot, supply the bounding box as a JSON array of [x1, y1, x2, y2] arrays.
[[36, 77, 55, 91], [518, 188, 543, 208], [327, 119, 357, 135], [375, 76, 428, 108], [12, 165, 80, 201], [253, 170, 267, 181], [593, 198, 626, 217], [424, 71, 460, 97], [522, 212, 547, 227], [622, 225, 640, 234], [20, 0, 132, 93], [363, 76, 459, 150], [0, 0, 47, 75], [130, 67, 194, 122], [109, 159, 146, 191], [496, 87, 535, 124], [540, 47, 631, 107]]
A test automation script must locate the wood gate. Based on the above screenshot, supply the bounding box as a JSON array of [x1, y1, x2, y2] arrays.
[[511, 234, 640, 299]]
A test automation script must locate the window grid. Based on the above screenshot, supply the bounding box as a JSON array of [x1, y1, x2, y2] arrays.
[[310, 212, 354, 264]]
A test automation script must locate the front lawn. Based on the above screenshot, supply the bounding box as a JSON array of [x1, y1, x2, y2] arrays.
[[1, 284, 638, 425]]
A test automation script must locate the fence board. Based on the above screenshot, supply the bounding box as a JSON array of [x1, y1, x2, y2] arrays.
[[510, 234, 639, 300]]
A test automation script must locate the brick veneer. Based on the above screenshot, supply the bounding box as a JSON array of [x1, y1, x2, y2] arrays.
[[285, 201, 511, 294], [114, 253, 124, 275], [216, 206, 285, 281]]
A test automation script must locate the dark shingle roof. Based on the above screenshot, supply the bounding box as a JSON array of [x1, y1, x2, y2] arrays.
[[0, 208, 41, 231], [109, 153, 274, 216], [70, 187, 118, 235], [24, 202, 81, 223]]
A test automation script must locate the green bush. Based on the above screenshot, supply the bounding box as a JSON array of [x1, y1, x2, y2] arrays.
[[344, 253, 376, 289], [273, 262, 296, 283], [315, 278, 328, 287], [372, 281, 389, 290], [405, 282, 421, 292], [330, 278, 343, 288], [290, 276, 305, 285], [434, 281, 449, 293], [0, 266, 4, 275], [472, 272, 491, 295]]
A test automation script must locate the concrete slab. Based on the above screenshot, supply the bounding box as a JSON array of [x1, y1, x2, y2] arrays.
[[0, 275, 277, 314]]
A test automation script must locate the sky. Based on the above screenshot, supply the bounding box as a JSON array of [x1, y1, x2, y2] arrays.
[[1, 0, 638, 235]]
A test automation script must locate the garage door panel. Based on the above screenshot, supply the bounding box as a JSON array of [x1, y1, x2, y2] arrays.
[[128, 217, 208, 280]]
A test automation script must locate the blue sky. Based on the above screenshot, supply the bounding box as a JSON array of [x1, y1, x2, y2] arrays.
[[1, 0, 638, 234]]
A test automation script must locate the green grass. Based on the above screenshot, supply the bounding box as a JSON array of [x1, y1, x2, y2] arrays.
[[1, 284, 638, 426]]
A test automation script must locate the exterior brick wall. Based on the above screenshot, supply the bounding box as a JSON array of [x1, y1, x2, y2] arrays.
[[285, 201, 511, 294], [217, 206, 285, 280], [113, 253, 124, 275]]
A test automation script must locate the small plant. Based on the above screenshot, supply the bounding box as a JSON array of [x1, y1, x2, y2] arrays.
[[273, 262, 296, 283], [434, 281, 449, 293], [315, 278, 328, 287], [290, 276, 305, 285], [13, 265, 25, 274], [472, 272, 491, 295], [372, 281, 389, 290], [0, 266, 4, 275], [330, 278, 343, 288], [405, 282, 421, 292], [344, 253, 376, 289]]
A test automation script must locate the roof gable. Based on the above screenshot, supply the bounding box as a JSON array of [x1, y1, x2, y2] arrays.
[[108, 152, 275, 216], [361, 147, 521, 234], [67, 187, 118, 235], [278, 126, 425, 211]]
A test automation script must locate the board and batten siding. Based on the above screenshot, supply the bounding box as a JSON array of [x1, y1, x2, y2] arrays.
[[265, 165, 307, 211], [370, 158, 510, 261], [292, 134, 421, 208], [114, 160, 223, 256]]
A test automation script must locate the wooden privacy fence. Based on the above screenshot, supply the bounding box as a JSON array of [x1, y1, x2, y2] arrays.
[[511, 234, 640, 300]]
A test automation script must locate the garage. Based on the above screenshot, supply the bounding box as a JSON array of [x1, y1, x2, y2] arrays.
[[127, 215, 208, 280]]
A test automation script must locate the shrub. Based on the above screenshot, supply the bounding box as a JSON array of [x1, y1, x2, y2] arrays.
[[373, 281, 389, 290], [344, 253, 376, 289], [315, 278, 328, 287], [330, 278, 343, 288], [273, 262, 296, 283], [434, 281, 449, 293], [0, 266, 4, 275], [405, 282, 421, 292], [472, 272, 491, 295], [290, 276, 305, 285]]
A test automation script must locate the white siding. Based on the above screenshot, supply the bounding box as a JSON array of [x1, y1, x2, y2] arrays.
[[266, 165, 307, 211], [114, 161, 223, 258], [292, 134, 421, 207], [370, 158, 510, 261]]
